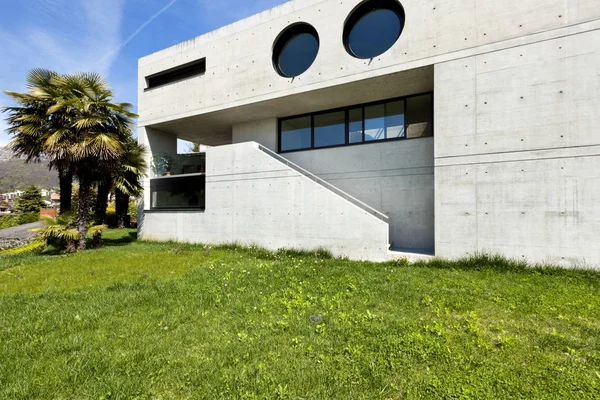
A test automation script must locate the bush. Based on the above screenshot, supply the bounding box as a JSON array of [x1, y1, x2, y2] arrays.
[[18, 212, 40, 225], [0, 212, 39, 229], [33, 213, 107, 253], [106, 205, 117, 228], [128, 201, 138, 225]]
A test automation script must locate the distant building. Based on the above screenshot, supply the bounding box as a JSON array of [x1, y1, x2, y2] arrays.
[[50, 193, 61, 207], [0, 203, 11, 215], [2, 191, 24, 200]]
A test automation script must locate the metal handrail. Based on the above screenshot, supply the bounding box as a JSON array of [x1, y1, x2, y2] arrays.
[[256, 143, 389, 222]]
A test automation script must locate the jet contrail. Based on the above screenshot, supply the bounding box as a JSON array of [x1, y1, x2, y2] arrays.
[[100, 0, 180, 64]]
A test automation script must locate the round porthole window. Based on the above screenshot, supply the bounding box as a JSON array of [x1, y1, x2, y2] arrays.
[[343, 0, 405, 59], [273, 23, 320, 78]]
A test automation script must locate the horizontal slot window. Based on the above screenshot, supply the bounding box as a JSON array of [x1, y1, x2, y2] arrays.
[[146, 58, 206, 90], [150, 175, 205, 210], [278, 92, 432, 152]]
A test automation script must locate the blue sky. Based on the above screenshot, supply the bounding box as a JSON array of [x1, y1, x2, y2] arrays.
[[0, 0, 287, 148]]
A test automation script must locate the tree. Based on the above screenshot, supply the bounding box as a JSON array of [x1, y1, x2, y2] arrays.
[[3, 69, 73, 214], [186, 142, 201, 153], [114, 138, 147, 228], [15, 186, 45, 214], [94, 136, 147, 227], [42, 72, 137, 250], [33, 214, 107, 253], [4, 70, 137, 250]]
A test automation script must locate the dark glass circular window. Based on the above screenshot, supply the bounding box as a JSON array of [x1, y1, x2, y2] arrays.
[[344, 0, 405, 59], [273, 23, 320, 77]]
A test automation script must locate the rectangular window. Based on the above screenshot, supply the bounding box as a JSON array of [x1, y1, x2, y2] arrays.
[[365, 104, 386, 142], [385, 100, 405, 139], [150, 175, 205, 210], [146, 58, 206, 90], [314, 111, 345, 148], [407, 94, 433, 138], [280, 116, 312, 151], [348, 108, 363, 143], [278, 92, 432, 152]]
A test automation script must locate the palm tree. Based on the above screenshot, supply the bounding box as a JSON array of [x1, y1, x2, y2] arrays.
[[115, 139, 147, 228], [33, 215, 107, 253], [3, 69, 74, 213], [44, 72, 137, 250], [94, 137, 147, 226], [4, 70, 137, 250]]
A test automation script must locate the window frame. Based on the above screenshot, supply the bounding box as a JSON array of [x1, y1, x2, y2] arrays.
[[145, 58, 206, 91], [277, 91, 433, 154], [149, 173, 206, 211], [272, 23, 320, 78], [343, 0, 406, 60]]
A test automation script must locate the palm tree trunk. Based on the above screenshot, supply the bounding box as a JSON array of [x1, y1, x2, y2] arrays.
[[115, 188, 130, 228], [77, 179, 92, 251], [95, 180, 112, 224], [59, 168, 73, 215]]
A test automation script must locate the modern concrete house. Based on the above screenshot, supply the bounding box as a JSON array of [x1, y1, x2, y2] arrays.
[[138, 0, 600, 267]]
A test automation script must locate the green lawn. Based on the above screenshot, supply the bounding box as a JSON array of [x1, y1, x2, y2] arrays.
[[0, 230, 598, 399]]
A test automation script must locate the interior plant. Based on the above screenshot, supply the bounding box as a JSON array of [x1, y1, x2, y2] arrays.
[[151, 154, 177, 177]]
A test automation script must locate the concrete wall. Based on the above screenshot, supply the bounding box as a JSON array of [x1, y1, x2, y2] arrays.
[[232, 118, 278, 151], [434, 30, 600, 268], [138, 0, 600, 130], [282, 138, 434, 251], [139, 142, 390, 261]]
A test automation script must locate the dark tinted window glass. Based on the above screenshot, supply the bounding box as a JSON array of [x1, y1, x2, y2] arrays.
[[347, 9, 402, 59], [279, 93, 433, 152], [147, 59, 206, 89], [151, 175, 205, 209], [274, 24, 319, 77], [386, 100, 405, 139], [407, 94, 434, 138], [344, 0, 405, 59], [349, 108, 363, 143], [365, 104, 386, 141], [281, 116, 312, 151], [314, 111, 345, 148]]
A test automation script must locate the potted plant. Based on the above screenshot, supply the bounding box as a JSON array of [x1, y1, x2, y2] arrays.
[[151, 155, 177, 177]]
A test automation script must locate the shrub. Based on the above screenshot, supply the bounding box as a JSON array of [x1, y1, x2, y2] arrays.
[[106, 205, 118, 228], [33, 213, 107, 253], [18, 212, 40, 225], [128, 201, 138, 225], [0, 212, 39, 229]]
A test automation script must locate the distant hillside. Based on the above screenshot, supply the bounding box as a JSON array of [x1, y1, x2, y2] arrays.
[[0, 146, 16, 162], [0, 147, 58, 193]]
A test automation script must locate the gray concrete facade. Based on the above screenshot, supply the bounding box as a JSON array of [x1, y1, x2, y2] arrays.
[[138, 0, 600, 267]]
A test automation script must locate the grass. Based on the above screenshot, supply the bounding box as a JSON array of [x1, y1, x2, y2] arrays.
[[0, 229, 598, 399]]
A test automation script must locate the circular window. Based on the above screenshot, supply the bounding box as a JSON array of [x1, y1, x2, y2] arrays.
[[273, 23, 320, 78], [343, 0, 405, 59]]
